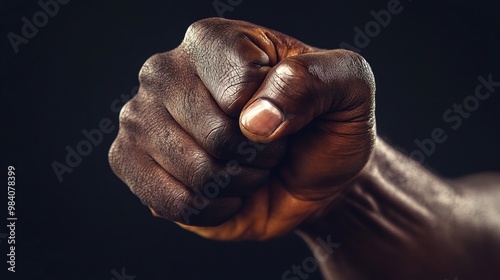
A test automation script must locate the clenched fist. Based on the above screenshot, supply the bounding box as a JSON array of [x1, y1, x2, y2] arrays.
[[108, 18, 376, 241]]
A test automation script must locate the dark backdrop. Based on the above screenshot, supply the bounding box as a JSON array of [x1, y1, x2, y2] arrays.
[[1, 0, 499, 279]]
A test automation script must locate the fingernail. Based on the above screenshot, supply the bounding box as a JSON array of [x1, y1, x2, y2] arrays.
[[241, 99, 283, 136]]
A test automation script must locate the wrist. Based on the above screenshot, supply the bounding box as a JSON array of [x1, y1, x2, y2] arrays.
[[295, 136, 466, 279]]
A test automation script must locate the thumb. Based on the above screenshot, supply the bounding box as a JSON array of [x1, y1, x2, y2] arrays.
[[239, 49, 375, 143]]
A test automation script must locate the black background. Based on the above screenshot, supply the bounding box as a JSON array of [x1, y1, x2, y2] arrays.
[[1, 0, 499, 279]]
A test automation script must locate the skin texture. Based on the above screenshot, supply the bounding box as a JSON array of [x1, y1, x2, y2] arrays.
[[109, 18, 500, 278], [298, 140, 500, 279], [109, 18, 376, 240]]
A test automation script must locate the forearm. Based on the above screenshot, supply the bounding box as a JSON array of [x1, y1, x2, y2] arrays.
[[297, 137, 500, 280]]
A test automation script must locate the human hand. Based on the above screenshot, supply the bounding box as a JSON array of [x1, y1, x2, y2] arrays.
[[108, 18, 376, 240]]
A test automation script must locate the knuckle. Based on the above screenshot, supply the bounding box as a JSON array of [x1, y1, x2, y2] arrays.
[[108, 134, 144, 185], [116, 157, 192, 223], [182, 19, 269, 116], [188, 154, 215, 188], [339, 50, 376, 97], [202, 121, 238, 159], [268, 59, 310, 100], [339, 49, 365, 63], [118, 99, 133, 123], [183, 18, 230, 45], [108, 138, 126, 177], [112, 100, 144, 162], [138, 53, 171, 88], [184, 19, 209, 38], [139, 178, 192, 222], [186, 152, 247, 195], [338, 50, 374, 83], [118, 98, 141, 131], [186, 154, 235, 195], [275, 59, 309, 81]]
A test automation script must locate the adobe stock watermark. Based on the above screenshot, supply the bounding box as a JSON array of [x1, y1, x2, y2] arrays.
[[340, 0, 412, 53], [51, 86, 139, 183], [110, 267, 135, 280], [212, 0, 243, 17], [181, 140, 266, 223], [282, 235, 341, 280], [409, 74, 499, 164], [7, 0, 71, 54]]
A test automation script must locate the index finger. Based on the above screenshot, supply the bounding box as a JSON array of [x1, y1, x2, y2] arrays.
[[179, 18, 315, 117]]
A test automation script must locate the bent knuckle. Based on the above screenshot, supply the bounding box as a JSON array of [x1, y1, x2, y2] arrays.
[[183, 18, 231, 45], [108, 138, 127, 177], [139, 179, 192, 222], [108, 133, 147, 184], [268, 60, 310, 101], [138, 53, 172, 88], [187, 154, 238, 196], [275, 60, 310, 85], [339, 49, 366, 65], [118, 98, 142, 131], [202, 121, 239, 159], [338, 50, 375, 90], [188, 154, 215, 189]]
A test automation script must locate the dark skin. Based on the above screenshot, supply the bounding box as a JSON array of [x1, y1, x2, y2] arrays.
[[108, 18, 500, 279]]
